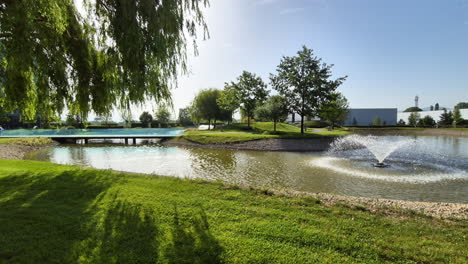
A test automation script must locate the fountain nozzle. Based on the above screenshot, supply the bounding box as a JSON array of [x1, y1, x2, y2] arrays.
[[373, 162, 389, 168]]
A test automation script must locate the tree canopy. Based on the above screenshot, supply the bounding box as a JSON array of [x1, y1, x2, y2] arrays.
[[254, 95, 288, 131], [0, 0, 209, 120], [155, 106, 171, 127], [455, 102, 468, 109], [438, 109, 453, 126], [408, 112, 420, 127], [191, 88, 230, 129], [228, 71, 268, 128], [318, 92, 349, 130], [418, 115, 436, 127], [403, 107, 422, 112], [270, 46, 346, 134], [139, 111, 153, 127]]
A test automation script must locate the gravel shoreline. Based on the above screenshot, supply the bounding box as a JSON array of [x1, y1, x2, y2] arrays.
[[2, 141, 466, 220]]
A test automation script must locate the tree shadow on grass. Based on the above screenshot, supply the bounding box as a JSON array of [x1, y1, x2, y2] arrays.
[[165, 205, 224, 264], [0, 170, 224, 263], [76, 195, 161, 263], [0, 169, 118, 263]]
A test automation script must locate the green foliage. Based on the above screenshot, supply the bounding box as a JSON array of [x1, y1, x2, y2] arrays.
[[418, 115, 436, 127], [178, 107, 193, 126], [408, 112, 421, 127], [228, 71, 268, 128], [453, 107, 463, 127], [372, 116, 382, 126], [0, 160, 466, 263], [403, 107, 423, 112], [398, 119, 406, 126], [318, 92, 349, 129], [455, 102, 468, 109], [139, 111, 153, 127], [191, 88, 231, 129], [65, 114, 84, 128], [217, 84, 240, 122], [439, 109, 454, 126], [254, 95, 289, 131], [0, 0, 209, 120], [271, 46, 347, 134], [155, 107, 171, 127]]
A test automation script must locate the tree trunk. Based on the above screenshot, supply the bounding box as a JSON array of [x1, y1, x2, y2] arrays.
[[213, 118, 217, 129], [247, 113, 251, 129], [208, 118, 211, 130], [301, 114, 304, 134], [274, 120, 277, 132], [291, 113, 295, 123]]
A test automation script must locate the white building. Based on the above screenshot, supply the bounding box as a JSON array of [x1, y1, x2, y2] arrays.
[[398, 109, 468, 124], [343, 108, 397, 126], [285, 108, 398, 126]]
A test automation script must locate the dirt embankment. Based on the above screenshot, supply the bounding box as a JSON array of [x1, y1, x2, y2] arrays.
[[0, 143, 57, 160], [163, 137, 335, 152]]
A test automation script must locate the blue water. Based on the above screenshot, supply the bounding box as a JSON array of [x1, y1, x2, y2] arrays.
[[0, 128, 184, 138]]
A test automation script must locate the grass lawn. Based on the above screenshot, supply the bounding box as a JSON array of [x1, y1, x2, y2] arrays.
[[182, 122, 350, 144], [0, 137, 53, 146], [0, 160, 466, 263]]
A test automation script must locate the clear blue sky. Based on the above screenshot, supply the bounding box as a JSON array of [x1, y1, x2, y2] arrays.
[[171, 0, 468, 116]]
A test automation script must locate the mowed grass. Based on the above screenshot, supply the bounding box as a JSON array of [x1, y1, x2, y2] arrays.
[[0, 160, 466, 263], [0, 137, 53, 146], [182, 122, 350, 144]]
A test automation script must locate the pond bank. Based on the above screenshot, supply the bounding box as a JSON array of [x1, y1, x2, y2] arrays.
[[163, 137, 335, 152], [0, 142, 57, 160]]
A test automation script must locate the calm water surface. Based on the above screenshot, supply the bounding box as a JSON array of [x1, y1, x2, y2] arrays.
[[28, 136, 468, 203]]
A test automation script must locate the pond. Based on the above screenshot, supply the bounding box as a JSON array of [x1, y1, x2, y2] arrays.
[[27, 135, 468, 203]]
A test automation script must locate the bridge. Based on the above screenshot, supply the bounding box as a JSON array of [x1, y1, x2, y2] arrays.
[[0, 128, 184, 144]]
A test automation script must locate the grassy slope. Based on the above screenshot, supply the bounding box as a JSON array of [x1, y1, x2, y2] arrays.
[[182, 122, 350, 144], [0, 160, 466, 263], [0, 137, 53, 146]]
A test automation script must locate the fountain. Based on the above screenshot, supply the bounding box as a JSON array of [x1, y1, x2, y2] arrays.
[[328, 135, 415, 168]]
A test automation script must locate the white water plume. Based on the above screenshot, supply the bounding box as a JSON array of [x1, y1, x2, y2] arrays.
[[329, 135, 415, 163]]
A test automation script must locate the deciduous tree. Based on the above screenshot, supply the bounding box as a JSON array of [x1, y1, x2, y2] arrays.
[[228, 71, 268, 129], [217, 84, 240, 124], [254, 95, 289, 132], [155, 107, 171, 127], [191, 89, 228, 129], [318, 92, 349, 130], [408, 112, 420, 127], [178, 107, 193, 126], [270, 46, 346, 134], [0, 0, 209, 120], [139, 112, 153, 128]]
